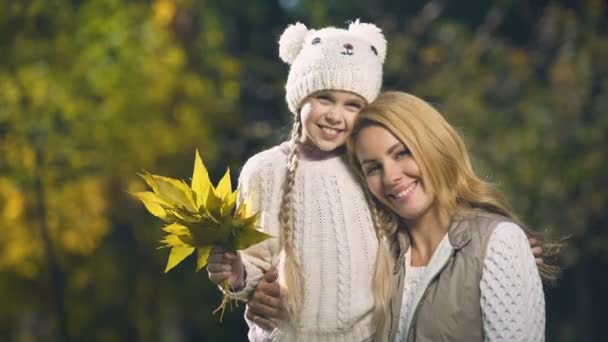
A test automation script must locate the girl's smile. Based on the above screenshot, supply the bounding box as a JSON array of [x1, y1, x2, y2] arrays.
[[299, 90, 366, 152]]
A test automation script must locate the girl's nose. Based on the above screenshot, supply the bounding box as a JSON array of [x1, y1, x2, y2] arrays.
[[344, 43, 353, 50], [325, 109, 341, 124]]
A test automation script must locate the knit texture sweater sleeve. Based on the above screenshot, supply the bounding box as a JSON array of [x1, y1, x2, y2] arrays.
[[480, 222, 545, 342], [223, 149, 283, 301]]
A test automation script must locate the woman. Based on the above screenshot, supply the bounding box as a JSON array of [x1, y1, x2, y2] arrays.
[[347, 91, 559, 342]]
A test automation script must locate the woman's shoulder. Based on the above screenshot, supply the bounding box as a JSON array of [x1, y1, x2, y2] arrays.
[[488, 221, 528, 248], [458, 210, 510, 224], [450, 211, 526, 255], [481, 221, 531, 267], [455, 211, 520, 235]]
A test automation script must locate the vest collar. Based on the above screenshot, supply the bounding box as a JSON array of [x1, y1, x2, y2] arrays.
[[447, 215, 473, 250], [391, 214, 473, 266]]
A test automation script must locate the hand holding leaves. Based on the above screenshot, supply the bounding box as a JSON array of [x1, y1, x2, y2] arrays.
[[132, 150, 271, 273], [132, 150, 271, 319], [207, 247, 245, 290]]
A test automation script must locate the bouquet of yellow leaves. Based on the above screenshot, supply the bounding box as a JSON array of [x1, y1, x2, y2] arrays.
[[132, 150, 272, 317]]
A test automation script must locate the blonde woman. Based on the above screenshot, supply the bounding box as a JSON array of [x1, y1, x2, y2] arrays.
[[347, 91, 559, 342]]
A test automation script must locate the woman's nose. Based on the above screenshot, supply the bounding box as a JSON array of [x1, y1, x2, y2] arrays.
[[383, 163, 403, 185]]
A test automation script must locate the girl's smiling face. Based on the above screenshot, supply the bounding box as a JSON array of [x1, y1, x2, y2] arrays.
[[355, 124, 435, 223], [299, 90, 366, 151]]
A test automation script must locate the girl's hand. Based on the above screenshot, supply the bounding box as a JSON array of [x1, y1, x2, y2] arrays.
[[207, 247, 245, 290]]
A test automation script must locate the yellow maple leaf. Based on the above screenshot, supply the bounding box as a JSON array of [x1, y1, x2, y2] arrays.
[[132, 149, 272, 272], [132, 149, 273, 320]]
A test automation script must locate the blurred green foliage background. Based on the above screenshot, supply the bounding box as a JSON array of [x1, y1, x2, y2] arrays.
[[0, 0, 606, 341]]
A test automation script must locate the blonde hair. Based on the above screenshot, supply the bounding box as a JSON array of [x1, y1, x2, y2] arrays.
[[279, 115, 305, 322], [363, 187, 397, 339], [346, 91, 562, 331]]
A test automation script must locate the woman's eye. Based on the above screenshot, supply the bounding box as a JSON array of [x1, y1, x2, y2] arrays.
[[396, 149, 411, 159], [364, 165, 381, 176]]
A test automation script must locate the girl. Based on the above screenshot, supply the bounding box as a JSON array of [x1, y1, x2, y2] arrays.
[[347, 91, 559, 342], [208, 20, 388, 341]]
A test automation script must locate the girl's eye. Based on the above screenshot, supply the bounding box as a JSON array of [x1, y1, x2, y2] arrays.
[[312, 37, 321, 45], [345, 102, 363, 110], [316, 94, 332, 102]]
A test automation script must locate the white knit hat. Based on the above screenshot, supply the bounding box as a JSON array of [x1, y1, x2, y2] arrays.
[[279, 20, 387, 114]]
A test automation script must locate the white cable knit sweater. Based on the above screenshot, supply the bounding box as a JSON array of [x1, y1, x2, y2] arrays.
[[393, 222, 545, 342], [231, 142, 378, 342]]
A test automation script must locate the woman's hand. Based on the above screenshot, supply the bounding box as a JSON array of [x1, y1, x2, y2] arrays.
[[207, 247, 245, 290], [528, 237, 544, 265], [246, 270, 287, 331]]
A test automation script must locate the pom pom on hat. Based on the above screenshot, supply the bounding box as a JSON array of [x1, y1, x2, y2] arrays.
[[348, 19, 387, 62], [280, 20, 387, 114], [279, 22, 309, 65]]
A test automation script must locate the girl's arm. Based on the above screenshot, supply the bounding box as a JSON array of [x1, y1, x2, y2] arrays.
[[221, 157, 280, 301], [480, 222, 545, 342]]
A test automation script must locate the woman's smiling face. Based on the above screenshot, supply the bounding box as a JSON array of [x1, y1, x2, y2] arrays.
[[355, 124, 435, 223]]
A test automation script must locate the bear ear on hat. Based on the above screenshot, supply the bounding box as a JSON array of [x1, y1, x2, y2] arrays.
[[279, 22, 309, 65], [348, 19, 387, 63]]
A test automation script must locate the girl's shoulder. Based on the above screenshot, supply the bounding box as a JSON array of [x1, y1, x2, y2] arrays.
[[239, 143, 289, 181], [243, 142, 288, 166]]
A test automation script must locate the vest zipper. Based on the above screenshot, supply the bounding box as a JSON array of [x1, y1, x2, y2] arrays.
[[405, 249, 455, 341], [389, 257, 405, 341]]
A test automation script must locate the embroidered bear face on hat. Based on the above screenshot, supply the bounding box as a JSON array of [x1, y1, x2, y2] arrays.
[[279, 20, 387, 114]]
